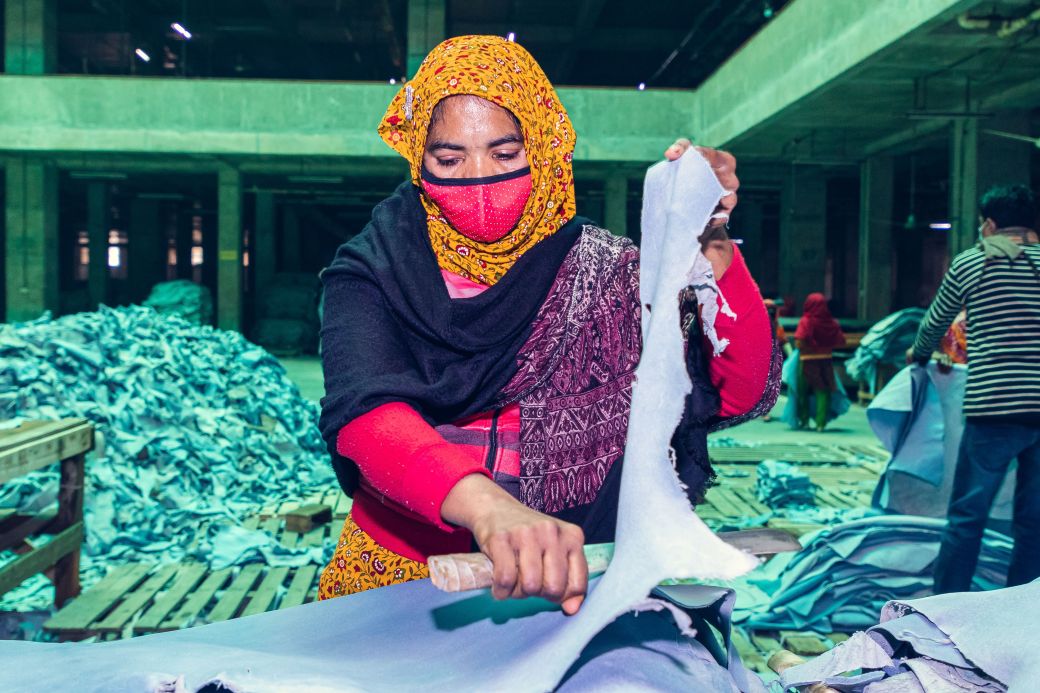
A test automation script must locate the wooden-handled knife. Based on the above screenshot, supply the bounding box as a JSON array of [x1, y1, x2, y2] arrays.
[[427, 528, 801, 593]]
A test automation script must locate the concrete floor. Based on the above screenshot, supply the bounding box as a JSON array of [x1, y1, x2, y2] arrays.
[[280, 356, 326, 403], [716, 396, 878, 448]]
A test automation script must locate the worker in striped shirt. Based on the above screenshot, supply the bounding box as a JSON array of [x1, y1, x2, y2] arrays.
[[911, 184, 1040, 594]]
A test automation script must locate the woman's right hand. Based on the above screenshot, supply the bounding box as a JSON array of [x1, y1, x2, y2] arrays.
[[441, 474, 588, 615]]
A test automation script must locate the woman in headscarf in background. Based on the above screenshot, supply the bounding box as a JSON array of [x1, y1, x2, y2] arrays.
[[793, 293, 847, 431], [316, 36, 780, 613]]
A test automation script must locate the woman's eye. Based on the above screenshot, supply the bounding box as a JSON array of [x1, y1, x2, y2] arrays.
[[437, 158, 461, 168], [494, 151, 520, 161]]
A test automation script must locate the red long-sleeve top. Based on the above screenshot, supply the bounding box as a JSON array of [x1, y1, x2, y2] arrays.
[[338, 246, 772, 560]]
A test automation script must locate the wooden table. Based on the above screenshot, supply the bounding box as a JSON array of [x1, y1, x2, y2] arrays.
[[0, 419, 93, 607]]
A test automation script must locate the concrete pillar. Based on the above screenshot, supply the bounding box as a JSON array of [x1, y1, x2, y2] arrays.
[[86, 183, 111, 308], [175, 209, 194, 280], [4, 0, 57, 74], [202, 207, 217, 292], [779, 166, 827, 310], [733, 198, 765, 281], [281, 207, 302, 272], [5, 157, 58, 321], [407, 0, 446, 77], [949, 113, 1034, 256], [949, 119, 979, 256], [128, 198, 165, 304], [217, 166, 243, 332], [978, 113, 1034, 216], [604, 174, 628, 237], [254, 192, 277, 291], [858, 156, 894, 321]]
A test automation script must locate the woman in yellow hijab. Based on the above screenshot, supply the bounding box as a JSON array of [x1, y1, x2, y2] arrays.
[[380, 35, 577, 284], [317, 35, 776, 614]]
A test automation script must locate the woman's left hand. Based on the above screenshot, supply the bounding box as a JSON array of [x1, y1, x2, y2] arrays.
[[664, 139, 737, 279], [664, 139, 739, 228]]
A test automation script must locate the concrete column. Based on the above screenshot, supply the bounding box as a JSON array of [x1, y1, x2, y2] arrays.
[[5, 157, 58, 321], [733, 198, 765, 281], [128, 198, 165, 304], [977, 112, 1034, 216], [4, 0, 57, 74], [86, 182, 111, 308], [949, 114, 1034, 257], [217, 166, 243, 332], [407, 0, 446, 77], [779, 166, 827, 310], [858, 156, 894, 321], [281, 207, 302, 272], [604, 174, 628, 237], [254, 192, 277, 291], [202, 208, 217, 292], [175, 209, 194, 280], [949, 119, 979, 256]]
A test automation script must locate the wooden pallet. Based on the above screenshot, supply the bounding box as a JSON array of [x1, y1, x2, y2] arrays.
[[1, 419, 93, 607], [44, 516, 336, 641], [698, 460, 878, 533], [257, 487, 352, 521]]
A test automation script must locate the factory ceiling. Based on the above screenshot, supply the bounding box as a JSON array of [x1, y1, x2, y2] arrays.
[[720, 0, 1040, 162], [49, 0, 790, 87]]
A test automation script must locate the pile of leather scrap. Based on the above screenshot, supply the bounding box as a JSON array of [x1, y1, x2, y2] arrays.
[[869, 362, 1015, 522], [142, 280, 214, 325], [754, 460, 817, 508], [731, 515, 1010, 633], [844, 308, 925, 392], [770, 580, 1039, 692], [0, 306, 334, 610]]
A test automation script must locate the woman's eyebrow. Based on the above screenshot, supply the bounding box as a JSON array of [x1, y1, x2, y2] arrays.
[[488, 134, 523, 148], [426, 140, 465, 151]]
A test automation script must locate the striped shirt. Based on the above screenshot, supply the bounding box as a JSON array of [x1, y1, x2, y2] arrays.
[[912, 243, 1040, 423]]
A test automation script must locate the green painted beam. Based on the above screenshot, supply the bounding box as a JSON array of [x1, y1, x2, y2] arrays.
[[0, 76, 693, 164], [691, 0, 980, 148]]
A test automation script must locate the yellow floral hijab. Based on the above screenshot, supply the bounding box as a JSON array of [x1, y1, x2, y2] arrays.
[[378, 35, 577, 285]]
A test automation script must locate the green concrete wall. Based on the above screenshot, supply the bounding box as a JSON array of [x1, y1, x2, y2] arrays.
[[0, 76, 694, 164]]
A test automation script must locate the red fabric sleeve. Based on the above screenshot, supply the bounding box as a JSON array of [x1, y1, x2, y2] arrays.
[[336, 403, 492, 531], [707, 245, 773, 418]]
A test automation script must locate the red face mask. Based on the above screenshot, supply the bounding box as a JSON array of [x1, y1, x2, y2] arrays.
[[421, 166, 532, 243]]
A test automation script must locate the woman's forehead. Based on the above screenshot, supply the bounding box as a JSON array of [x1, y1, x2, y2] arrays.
[[427, 95, 523, 139]]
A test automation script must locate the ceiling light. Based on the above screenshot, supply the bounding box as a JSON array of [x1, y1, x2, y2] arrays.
[[389, 78, 396, 85], [135, 48, 151, 62], [929, 222, 952, 230], [637, 82, 646, 91], [506, 32, 516, 42], [171, 22, 192, 39]]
